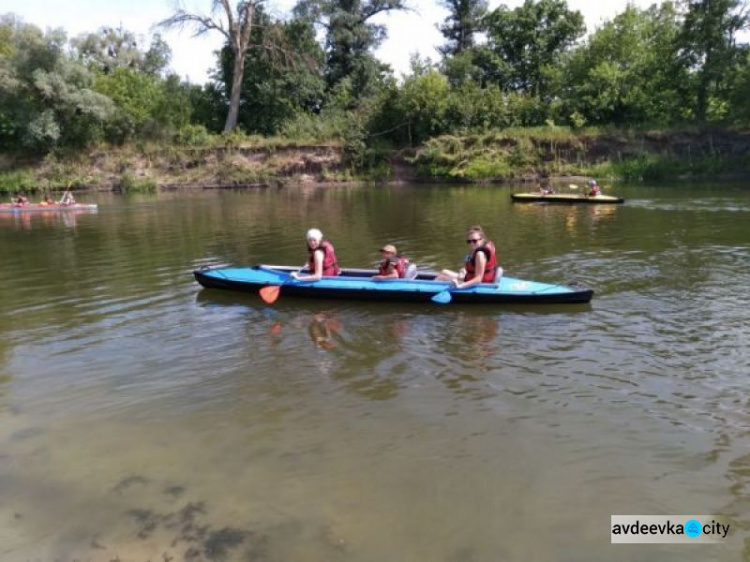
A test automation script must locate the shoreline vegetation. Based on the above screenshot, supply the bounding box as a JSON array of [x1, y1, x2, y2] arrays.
[[1, 126, 749, 195], [4, 0, 750, 196]]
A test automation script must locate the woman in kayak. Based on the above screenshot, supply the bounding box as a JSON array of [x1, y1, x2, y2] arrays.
[[587, 179, 601, 196], [291, 228, 341, 281], [372, 244, 410, 279], [435, 225, 499, 289]]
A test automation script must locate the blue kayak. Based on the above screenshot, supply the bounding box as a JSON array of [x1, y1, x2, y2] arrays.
[[194, 265, 593, 304]]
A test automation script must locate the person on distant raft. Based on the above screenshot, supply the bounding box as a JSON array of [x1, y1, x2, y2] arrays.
[[40, 195, 55, 206], [14, 193, 29, 206], [372, 244, 410, 280], [291, 228, 341, 281], [434, 225, 499, 289], [587, 179, 601, 197], [539, 177, 555, 195]]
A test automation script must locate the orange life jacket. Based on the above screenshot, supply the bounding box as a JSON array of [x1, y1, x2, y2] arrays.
[[464, 240, 498, 283], [378, 256, 409, 278], [308, 240, 340, 276]]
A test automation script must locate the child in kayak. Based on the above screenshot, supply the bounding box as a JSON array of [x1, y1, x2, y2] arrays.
[[291, 228, 341, 281], [372, 244, 411, 279]]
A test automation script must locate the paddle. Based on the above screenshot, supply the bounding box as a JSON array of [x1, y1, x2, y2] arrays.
[[431, 288, 453, 304], [259, 284, 282, 304], [258, 265, 305, 304]]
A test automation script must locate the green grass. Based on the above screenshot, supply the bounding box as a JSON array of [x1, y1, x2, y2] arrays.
[[118, 173, 158, 193], [0, 170, 37, 194]]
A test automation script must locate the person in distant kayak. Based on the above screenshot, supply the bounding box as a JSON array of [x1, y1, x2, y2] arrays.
[[372, 244, 410, 280], [291, 228, 341, 281], [59, 192, 75, 206], [40, 196, 55, 206], [587, 179, 601, 197], [435, 225, 499, 288], [14, 194, 29, 205]]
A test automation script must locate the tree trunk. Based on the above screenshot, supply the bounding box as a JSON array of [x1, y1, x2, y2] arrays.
[[224, 49, 246, 133]]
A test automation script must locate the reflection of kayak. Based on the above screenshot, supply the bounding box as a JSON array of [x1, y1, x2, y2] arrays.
[[511, 193, 624, 204], [0, 203, 98, 213], [194, 265, 593, 304]]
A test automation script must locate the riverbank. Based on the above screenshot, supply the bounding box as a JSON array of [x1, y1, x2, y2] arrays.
[[1, 126, 749, 194]]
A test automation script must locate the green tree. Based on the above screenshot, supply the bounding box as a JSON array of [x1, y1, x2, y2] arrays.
[[72, 27, 171, 76], [399, 63, 450, 145], [729, 50, 750, 123], [559, 3, 686, 125], [215, 9, 326, 134], [676, 0, 749, 122], [438, 0, 488, 56], [0, 15, 115, 151], [294, 0, 408, 102], [158, 0, 267, 133], [480, 0, 585, 97]]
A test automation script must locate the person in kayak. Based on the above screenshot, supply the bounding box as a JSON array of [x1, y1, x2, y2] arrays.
[[14, 193, 29, 206], [435, 225, 499, 288], [291, 228, 341, 281], [59, 192, 76, 206], [372, 244, 410, 279], [587, 179, 601, 196]]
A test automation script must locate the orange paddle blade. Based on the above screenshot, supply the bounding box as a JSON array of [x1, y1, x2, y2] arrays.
[[259, 285, 281, 304]]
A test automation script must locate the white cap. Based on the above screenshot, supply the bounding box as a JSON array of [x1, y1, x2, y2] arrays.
[[306, 228, 323, 241]]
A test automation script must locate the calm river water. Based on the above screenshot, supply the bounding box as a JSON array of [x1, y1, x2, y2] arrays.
[[0, 183, 748, 561]]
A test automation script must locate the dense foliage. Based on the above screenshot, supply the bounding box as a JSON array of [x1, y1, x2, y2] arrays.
[[1, 0, 750, 158]]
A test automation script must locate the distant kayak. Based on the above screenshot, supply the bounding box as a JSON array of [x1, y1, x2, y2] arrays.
[[0, 203, 98, 213], [511, 193, 624, 204], [195, 265, 594, 304]]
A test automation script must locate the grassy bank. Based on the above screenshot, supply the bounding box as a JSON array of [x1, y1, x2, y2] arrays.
[[0, 134, 348, 196], [408, 126, 750, 183], [1, 126, 749, 195]]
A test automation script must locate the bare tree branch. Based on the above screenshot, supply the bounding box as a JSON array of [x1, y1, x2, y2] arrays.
[[157, 10, 229, 41]]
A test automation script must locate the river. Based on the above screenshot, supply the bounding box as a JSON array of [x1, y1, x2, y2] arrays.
[[0, 183, 748, 561]]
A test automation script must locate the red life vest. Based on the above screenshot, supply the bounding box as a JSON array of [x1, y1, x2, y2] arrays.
[[378, 256, 409, 278], [464, 240, 498, 283], [308, 240, 340, 276], [589, 185, 600, 196]]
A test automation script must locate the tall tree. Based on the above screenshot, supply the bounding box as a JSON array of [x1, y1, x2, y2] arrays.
[[72, 27, 171, 76], [215, 8, 326, 134], [479, 0, 585, 97], [438, 0, 488, 57], [0, 16, 115, 151], [559, 3, 686, 125], [159, 0, 266, 133], [294, 0, 408, 101], [677, 0, 749, 121]]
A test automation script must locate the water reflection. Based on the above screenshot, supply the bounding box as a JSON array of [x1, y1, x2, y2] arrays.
[[3, 186, 750, 561], [308, 312, 343, 351], [0, 208, 97, 230]]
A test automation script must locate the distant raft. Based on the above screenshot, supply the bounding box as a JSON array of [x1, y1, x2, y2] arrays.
[[0, 203, 98, 213], [511, 193, 624, 204]]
